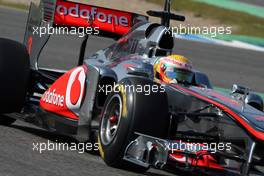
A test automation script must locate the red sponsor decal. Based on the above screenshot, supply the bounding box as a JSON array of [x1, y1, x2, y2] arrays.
[[255, 116, 264, 121], [163, 57, 192, 70], [169, 153, 223, 170], [40, 66, 87, 120], [123, 64, 135, 69], [27, 36, 33, 54], [207, 90, 239, 106], [54, 0, 133, 35]]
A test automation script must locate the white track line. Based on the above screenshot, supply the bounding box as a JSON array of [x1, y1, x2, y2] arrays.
[[175, 34, 264, 53]]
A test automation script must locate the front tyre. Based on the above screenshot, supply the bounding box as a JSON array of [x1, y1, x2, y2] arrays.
[[98, 77, 169, 172]]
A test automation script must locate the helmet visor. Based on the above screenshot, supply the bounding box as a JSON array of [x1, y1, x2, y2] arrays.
[[165, 68, 194, 84]]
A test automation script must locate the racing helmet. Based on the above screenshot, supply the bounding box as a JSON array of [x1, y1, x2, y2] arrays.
[[154, 55, 194, 84]]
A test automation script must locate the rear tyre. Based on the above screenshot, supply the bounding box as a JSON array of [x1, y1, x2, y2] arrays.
[[98, 77, 169, 172], [0, 38, 30, 114], [0, 115, 16, 126]]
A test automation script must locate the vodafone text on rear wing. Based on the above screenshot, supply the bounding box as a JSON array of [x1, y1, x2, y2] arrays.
[[24, 0, 148, 69], [55, 0, 148, 35]]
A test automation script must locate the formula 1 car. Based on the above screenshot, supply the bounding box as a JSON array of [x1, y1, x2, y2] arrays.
[[0, 0, 264, 175]]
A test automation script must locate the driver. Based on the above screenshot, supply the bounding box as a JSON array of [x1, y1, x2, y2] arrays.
[[154, 54, 194, 84]]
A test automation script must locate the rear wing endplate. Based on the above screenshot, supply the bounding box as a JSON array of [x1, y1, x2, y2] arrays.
[[24, 0, 148, 69]]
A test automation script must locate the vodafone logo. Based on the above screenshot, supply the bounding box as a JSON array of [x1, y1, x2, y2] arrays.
[[66, 67, 86, 114], [56, 4, 129, 27], [42, 89, 64, 107], [41, 66, 86, 119]]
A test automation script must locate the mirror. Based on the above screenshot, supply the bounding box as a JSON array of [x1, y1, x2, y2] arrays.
[[127, 67, 151, 78], [231, 84, 250, 95]]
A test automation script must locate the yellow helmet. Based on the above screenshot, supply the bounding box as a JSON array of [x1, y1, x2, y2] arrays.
[[154, 55, 194, 84]]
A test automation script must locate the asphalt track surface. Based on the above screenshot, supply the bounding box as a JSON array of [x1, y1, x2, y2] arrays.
[[0, 6, 264, 176]]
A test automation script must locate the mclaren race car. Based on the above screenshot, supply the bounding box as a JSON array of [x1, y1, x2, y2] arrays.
[[0, 0, 264, 175]]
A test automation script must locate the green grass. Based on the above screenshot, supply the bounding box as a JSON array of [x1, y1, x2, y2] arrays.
[[147, 0, 264, 38], [0, 0, 28, 10]]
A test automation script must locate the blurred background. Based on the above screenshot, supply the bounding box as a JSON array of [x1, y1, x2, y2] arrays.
[[1, 0, 264, 42]]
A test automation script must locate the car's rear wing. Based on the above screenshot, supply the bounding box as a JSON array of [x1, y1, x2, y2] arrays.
[[24, 0, 148, 69]]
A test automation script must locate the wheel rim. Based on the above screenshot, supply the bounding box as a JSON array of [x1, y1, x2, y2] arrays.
[[100, 94, 123, 145]]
